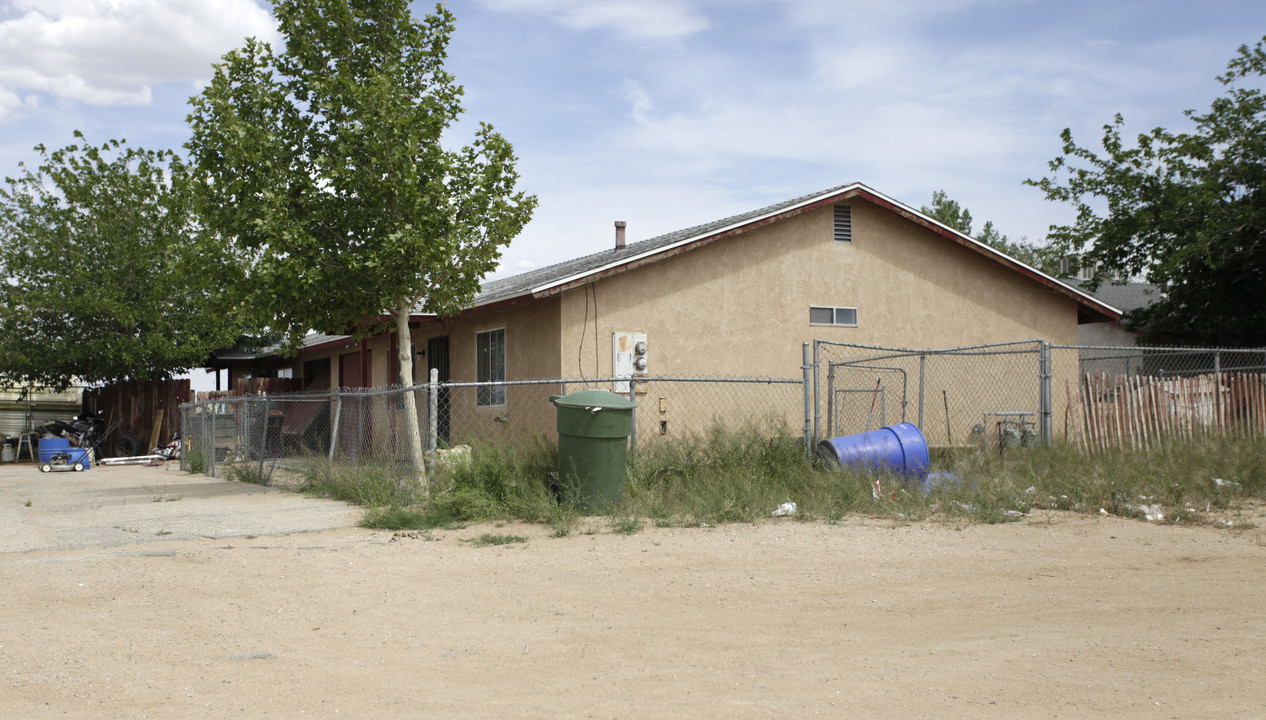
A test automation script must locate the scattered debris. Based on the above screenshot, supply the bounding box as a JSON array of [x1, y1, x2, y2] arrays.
[[922, 471, 961, 491], [390, 530, 438, 542], [1128, 504, 1166, 522], [100, 455, 166, 466], [430, 445, 472, 472], [771, 502, 797, 517]]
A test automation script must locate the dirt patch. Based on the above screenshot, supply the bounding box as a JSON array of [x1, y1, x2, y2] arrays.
[[3, 501, 1265, 718]]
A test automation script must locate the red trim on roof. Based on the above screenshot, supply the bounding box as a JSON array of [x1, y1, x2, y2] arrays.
[[533, 188, 863, 299], [527, 186, 1118, 324]]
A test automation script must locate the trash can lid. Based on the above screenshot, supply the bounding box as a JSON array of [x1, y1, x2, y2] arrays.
[[549, 389, 637, 410]]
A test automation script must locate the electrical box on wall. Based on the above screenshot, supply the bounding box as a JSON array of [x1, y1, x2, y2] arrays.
[[613, 331, 648, 394]]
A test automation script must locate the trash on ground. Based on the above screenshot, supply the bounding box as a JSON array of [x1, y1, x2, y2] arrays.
[[922, 471, 961, 492], [100, 455, 168, 466], [771, 502, 797, 517]]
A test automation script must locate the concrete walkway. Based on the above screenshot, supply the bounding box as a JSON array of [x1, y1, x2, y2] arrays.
[[0, 460, 361, 553]]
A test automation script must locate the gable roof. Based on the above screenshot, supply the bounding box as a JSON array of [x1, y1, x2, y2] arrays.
[[421, 182, 1120, 325]]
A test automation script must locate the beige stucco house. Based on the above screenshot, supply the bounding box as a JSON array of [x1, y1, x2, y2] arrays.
[[216, 183, 1119, 446]]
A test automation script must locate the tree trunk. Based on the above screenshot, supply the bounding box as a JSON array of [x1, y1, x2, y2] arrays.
[[393, 297, 427, 488]]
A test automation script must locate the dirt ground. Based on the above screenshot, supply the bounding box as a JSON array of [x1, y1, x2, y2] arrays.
[[2, 463, 1265, 718]]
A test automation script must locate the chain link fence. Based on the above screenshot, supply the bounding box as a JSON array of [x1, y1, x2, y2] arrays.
[[180, 374, 809, 481], [179, 341, 1266, 480], [814, 340, 1046, 450], [814, 340, 1266, 453]]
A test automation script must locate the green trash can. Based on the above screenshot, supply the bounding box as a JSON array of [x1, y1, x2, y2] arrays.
[[550, 389, 637, 514]]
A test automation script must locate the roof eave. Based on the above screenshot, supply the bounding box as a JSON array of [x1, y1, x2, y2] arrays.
[[527, 183, 868, 300], [506, 183, 1120, 323]]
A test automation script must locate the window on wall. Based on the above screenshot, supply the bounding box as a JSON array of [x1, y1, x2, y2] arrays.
[[810, 306, 858, 327], [476, 328, 506, 406]]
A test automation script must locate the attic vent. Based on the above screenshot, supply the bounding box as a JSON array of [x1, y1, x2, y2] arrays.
[[833, 205, 852, 243]]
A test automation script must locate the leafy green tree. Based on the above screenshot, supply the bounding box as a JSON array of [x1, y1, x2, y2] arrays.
[[0, 133, 249, 390], [186, 0, 536, 475], [1028, 37, 1266, 347], [920, 190, 1056, 272], [921, 189, 974, 235]]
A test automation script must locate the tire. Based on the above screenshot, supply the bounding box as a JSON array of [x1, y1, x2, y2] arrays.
[[112, 432, 143, 458], [40, 464, 52, 473], [73, 462, 84, 472]]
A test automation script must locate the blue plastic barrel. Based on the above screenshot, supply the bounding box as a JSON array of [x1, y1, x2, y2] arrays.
[[39, 437, 71, 463], [817, 422, 930, 481]]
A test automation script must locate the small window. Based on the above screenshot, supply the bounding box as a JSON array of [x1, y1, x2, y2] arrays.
[[476, 329, 506, 406], [833, 205, 852, 242], [810, 305, 858, 327]]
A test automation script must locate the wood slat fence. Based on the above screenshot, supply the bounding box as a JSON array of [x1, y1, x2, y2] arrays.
[[1067, 371, 1266, 453]]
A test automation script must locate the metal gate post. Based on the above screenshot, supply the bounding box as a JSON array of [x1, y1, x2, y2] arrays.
[[209, 405, 217, 478], [428, 368, 439, 455], [257, 394, 269, 480], [628, 379, 638, 457], [812, 341, 821, 448], [1039, 341, 1053, 443], [802, 343, 813, 459], [826, 361, 836, 438], [917, 353, 926, 430]]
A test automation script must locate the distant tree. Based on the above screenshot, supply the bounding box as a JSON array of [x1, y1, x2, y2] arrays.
[[186, 0, 536, 476], [921, 190, 1056, 272], [921, 190, 974, 234], [0, 134, 250, 390], [1027, 37, 1266, 347]]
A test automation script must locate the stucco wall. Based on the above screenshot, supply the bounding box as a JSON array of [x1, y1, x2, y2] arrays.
[[265, 199, 1088, 449], [556, 201, 1080, 378], [545, 200, 1082, 442], [405, 297, 564, 446]]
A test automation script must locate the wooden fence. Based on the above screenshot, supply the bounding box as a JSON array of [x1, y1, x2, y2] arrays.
[[1067, 371, 1266, 452], [83, 379, 190, 455]]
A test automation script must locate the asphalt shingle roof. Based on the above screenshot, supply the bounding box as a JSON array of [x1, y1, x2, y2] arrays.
[[430, 184, 858, 312], [1071, 280, 1160, 314], [403, 182, 1119, 324]]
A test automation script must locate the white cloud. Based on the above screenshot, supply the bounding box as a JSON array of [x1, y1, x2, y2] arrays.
[[478, 0, 708, 40], [0, 0, 277, 120], [619, 80, 654, 123]]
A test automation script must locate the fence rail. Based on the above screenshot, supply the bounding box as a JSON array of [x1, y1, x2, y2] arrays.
[[815, 340, 1266, 453], [180, 374, 808, 480], [178, 342, 1266, 479]]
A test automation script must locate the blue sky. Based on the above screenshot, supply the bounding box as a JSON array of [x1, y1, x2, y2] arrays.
[[2, 0, 1264, 282]]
